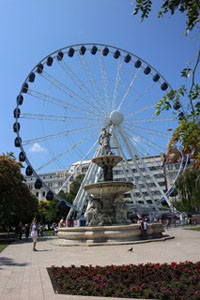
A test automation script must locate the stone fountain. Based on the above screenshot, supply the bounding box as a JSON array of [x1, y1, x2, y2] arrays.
[[84, 155, 133, 226], [57, 128, 163, 245]]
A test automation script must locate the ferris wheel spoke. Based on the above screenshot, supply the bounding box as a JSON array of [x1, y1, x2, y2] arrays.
[[57, 138, 99, 193], [23, 125, 99, 146], [127, 130, 172, 207], [112, 130, 140, 209], [117, 68, 141, 111], [20, 112, 102, 123], [129, 137, 150, 157], [115, 127, 157, 210], [126, 117, 176, 124], [28, 89, 90, 114], [124, 123, 172, 138], [56, 59, 107, 116], [78, 55, 108, 115], [112, 56, 123, 110], [117, 126, 161, 212], [126, 104, 157, 119], [40, 70, 104, 118], [123, 126, 166, 152], [121, 83, 156, 114], [27, 89, 104, 120], [36, 129, 99, 172], [99, 54, 112, 113]]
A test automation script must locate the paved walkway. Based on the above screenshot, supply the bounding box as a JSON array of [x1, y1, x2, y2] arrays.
[[0, 227, 199, 300]]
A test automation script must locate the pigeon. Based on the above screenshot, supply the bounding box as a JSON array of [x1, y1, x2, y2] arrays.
[[128, 247, 133, 252]]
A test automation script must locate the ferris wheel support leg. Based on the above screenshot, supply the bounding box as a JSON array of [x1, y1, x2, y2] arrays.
[[67, 145, 102, 221], [119, 126, 173, 211], [117, 126, 160, 214], [112, 130, 139, 214]]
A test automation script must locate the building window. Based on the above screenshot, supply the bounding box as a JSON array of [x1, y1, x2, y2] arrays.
[[36, 192, 39, 197], [175, 164, 180, 170], [113, 170, 124, 175], [168, 164, 173, 170], [42, 191, 45, 197], [124, 193, 131, 198], [147, 200, 152, 204]]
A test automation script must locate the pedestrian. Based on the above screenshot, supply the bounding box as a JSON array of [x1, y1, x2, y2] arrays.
[[59, 217, 64, 227], [30, 218, 38, 251], [25, 224, 30, 240], [166, 218, 170, 230], [140, 217, 148, 239], [18, 222, 23, 240]]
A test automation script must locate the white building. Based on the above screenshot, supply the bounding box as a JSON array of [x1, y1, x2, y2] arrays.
[[26, 170, 69, 201], [26, 154, 173, 208]]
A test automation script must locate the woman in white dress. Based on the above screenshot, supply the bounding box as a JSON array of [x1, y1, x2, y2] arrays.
[[30, 218, 38, 251]]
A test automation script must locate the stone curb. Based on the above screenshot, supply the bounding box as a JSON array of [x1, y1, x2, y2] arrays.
[[53, 235, 174, 247]]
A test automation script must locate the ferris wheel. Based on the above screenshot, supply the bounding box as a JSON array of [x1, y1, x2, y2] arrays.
[[13, 43, 185, 217]]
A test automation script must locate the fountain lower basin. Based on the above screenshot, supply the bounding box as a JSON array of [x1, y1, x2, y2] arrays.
[[57, 223, 164, 245], [84, 181, 133, 196]]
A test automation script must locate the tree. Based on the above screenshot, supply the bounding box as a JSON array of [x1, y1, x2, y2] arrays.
[[132, 1, 199, 33], [0, 155, 38, 229], [131, 1, 200, 164], [37, 174, 85, 224], [173, 168, 200, 215], [45, 198, 60, 224], [37, 200, 50, 224], [69, 174, 85, 199]]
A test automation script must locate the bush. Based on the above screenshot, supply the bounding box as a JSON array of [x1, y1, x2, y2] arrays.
[[47, 261, 200, 299]]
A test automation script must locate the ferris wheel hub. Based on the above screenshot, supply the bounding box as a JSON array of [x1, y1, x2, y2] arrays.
[[109, 110, 124, 125]]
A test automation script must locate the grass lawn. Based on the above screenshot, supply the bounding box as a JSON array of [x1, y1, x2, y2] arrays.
[[43, 230, 54, 236], [0, 241, 12, 253], [185, 226, 200, 231]]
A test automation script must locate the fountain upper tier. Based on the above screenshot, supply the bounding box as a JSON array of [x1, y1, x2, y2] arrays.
[[92, 155, 122, 168]]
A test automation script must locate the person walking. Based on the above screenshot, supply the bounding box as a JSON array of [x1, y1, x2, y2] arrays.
[[140, 217, 148, 239], [166, 218, 170, 231], [17, 222, 23, 240], [25, 224, 30, 240], [30, 218, 38, 251]]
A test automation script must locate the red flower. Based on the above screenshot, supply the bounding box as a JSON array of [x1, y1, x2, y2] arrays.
[[171, 262, 177, 269]]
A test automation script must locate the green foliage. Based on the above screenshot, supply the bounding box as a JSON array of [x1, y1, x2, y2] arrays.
[[173, 168, 200, 214], [0, 155, 38, 228], [169, 119, 200, 162], [132, 1, 200, 162], [38, 174, 85, 223], [132, 0, 200, 33], [69, 174, 85, 198], [132, 0, 152, 20], [2, 152, 16, 161]]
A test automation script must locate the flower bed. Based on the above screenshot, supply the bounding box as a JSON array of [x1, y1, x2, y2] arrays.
[[47, 261, 200, 299]]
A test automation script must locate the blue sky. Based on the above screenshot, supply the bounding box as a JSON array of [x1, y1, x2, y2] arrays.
[[1, 0, 199, 173]]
